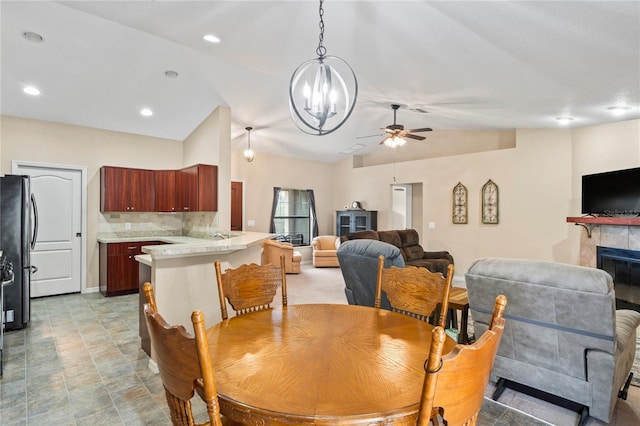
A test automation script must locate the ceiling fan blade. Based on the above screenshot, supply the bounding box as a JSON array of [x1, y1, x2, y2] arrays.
[[356, 133, 384, 139], [406, 134, 426, 141], [406, 127, 432, 133], [381, 127, 394, 134]]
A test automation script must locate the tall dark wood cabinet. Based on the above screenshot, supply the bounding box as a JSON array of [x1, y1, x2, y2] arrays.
[[336, 210, 378, 237]]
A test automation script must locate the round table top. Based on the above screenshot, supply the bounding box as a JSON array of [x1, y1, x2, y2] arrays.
[[207, 303, 456, 424]]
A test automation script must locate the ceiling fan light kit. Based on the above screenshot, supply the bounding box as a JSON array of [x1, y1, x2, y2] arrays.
[[289, 0, 357, 136], [380, 104, 432, 148]]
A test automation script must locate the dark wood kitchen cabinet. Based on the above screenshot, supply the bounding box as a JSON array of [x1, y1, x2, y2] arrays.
[[176, 164, 218, 212], [99, 241, 163, 296], [100, 166, 155, 212], [154, 170, 177, 212]]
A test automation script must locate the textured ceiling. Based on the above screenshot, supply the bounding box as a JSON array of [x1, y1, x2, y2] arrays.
[[1, 1, 639, 163]]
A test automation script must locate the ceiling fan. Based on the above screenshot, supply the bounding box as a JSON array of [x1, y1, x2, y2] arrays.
[[380, 104, 432, 147]]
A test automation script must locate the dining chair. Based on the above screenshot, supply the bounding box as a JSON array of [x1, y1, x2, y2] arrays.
[[375, 255, 454, 326], [143, 283, 225, 426], [215, 254, 287, 320], [416, 294, 507, 426]]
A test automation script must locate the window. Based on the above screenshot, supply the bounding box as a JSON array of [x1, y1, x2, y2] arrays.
[[270, 188, 318, 246]]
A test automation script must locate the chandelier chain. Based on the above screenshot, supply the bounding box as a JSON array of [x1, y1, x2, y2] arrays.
[[316, 0, 326, 58]]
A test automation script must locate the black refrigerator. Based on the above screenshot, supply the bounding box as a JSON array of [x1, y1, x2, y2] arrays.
[[0, 174, 37, 331]]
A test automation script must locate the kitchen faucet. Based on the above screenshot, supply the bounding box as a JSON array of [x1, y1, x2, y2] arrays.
[[210, 229, 232, 239]]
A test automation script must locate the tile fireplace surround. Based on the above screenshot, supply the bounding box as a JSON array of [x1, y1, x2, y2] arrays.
[[577, 222, 640, 268]]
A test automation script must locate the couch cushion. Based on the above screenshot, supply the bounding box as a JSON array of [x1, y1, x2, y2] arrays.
[[403, 244, 425, 262], [340, 230, 379, 243], [615, 309, 640, 352], [397, 229, 420, 247], [377, 230, 401, 247]]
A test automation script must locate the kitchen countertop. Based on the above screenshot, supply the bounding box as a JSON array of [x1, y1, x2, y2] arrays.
[[97, 232, 275, 260]]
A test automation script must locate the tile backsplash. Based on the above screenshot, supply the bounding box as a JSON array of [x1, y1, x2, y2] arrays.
[[98, 211, 219, 237]]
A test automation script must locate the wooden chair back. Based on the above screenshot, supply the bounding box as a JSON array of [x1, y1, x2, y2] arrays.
[[143, 281, 158, 312], [416, 294, 507, 426], [143, 284, 223, 426], [375, 256, 454, 326], [215, 254, 287, 320]]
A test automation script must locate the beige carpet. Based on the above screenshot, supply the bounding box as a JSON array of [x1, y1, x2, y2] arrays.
[[288, 263, 640, 426]]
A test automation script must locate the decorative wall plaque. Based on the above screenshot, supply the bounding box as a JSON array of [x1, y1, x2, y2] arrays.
[[482, 179, 499, 224], [452, 182, 468, 224]]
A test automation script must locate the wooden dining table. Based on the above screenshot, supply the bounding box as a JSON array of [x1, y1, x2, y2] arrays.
[[206, 304, 456, 425]]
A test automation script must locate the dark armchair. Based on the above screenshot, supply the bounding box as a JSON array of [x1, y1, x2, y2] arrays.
[[336, 239, 404, 309]]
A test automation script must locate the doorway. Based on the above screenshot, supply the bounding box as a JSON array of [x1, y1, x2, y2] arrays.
[[391, 184, 412, 229], [231, 181, 244, 231], [12, 161, 87, 296]]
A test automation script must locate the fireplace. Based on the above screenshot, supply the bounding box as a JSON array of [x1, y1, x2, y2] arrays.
[[597, 246, 640, 312]]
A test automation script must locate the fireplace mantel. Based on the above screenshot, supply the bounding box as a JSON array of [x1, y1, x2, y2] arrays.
[[567, 216, 640, 238]]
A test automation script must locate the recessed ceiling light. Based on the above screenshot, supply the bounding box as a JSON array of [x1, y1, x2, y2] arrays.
[[22, 31, 44, 43], [203, 34, 221, 43], [140, 108, 153, 117], [164, 70, 179, 78], [555, 116, 574, 125], [606, 105, 632, 116], [23, 86, 40, 96]]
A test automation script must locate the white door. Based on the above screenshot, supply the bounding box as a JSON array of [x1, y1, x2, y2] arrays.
[[13, 162, 84, 297], [391, 184, 412, 229]]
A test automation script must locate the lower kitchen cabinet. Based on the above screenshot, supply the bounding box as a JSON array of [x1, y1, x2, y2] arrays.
[[99, 241, 163, 297]]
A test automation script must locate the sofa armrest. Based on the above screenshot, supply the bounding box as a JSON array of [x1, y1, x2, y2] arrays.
[[422, 251, 454, 263]]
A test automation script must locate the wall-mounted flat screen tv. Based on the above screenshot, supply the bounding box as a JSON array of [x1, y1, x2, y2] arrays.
[[581, 167, 640, 215]]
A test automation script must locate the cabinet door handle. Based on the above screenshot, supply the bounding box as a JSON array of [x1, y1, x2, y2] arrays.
[[128, 246, 137, 250]]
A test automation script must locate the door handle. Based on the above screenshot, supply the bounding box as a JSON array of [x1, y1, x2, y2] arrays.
[[76, 232, 82, 237], [30, 265, 38, 274], [30, 193, 39, 250]]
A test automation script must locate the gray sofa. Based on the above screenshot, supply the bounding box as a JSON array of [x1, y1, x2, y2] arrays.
[[465, 257, 640, 424], [336, 239, 405, 309]]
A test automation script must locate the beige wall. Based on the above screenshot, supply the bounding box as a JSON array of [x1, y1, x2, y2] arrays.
[[2, 112, 638, 289], [331, 121, 639, 277], [230, 149, 334, 237], [183, 106, 231, 230], [1, 115, 183, 290]]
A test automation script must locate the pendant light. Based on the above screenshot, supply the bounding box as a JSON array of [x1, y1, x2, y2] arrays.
[[243, 127, 255, 162], [289, 0, 358, 136]]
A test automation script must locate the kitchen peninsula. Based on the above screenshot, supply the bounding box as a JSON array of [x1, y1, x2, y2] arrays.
[[98, 231, 274, 354]]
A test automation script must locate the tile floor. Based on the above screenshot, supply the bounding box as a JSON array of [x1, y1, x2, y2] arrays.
[[0, 264, 637, 425]]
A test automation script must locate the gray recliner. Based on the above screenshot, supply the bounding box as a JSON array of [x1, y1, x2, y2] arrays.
[[465, 257, 640, 424], [336, 239, 404, 309]]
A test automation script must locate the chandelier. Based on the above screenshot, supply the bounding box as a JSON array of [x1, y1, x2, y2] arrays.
[[289, 0, 358, 135], [243, 127, 255, 162]]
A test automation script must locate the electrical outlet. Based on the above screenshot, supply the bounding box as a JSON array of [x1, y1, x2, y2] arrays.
[[428, 222, 436, 229], [6, 310, 14, 322], [125, 222, 131, 230], [247, 220, 255, 227]]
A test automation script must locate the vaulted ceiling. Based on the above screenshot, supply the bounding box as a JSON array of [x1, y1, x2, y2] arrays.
[[2, 1, 638, 163]]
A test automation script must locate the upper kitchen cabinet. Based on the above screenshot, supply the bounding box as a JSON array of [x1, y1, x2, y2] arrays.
[[177, 164, 218, 212], [101, 166, 155, 212], [154, 170, 177, 212]]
